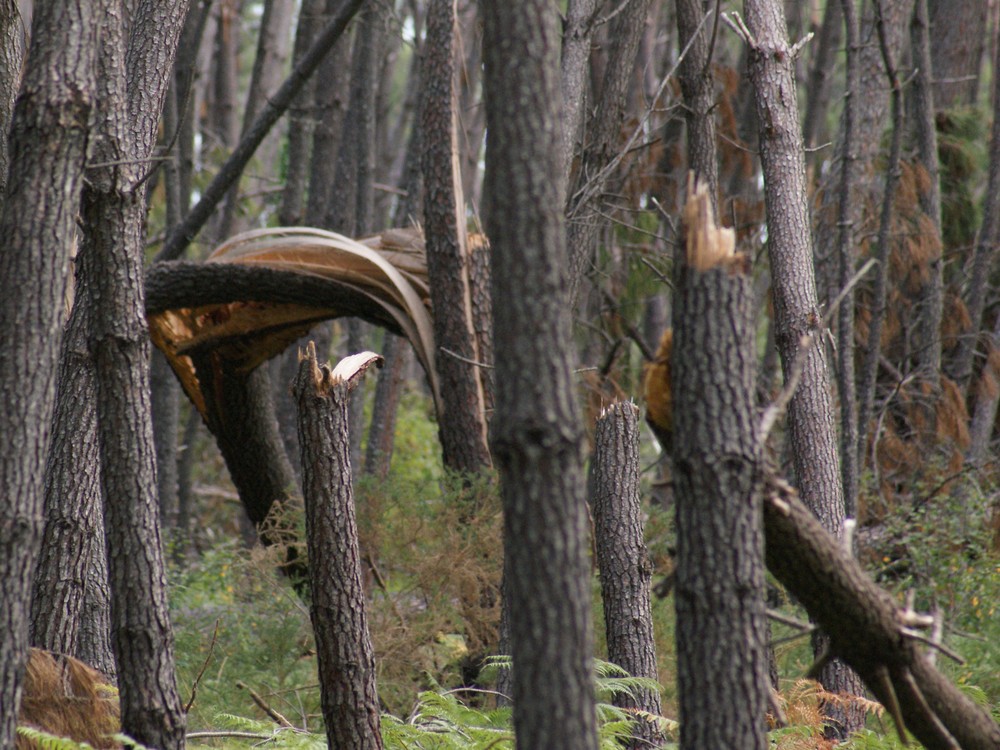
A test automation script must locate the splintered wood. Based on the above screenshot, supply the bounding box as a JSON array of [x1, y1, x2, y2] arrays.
[[683, 177, 739, 271]]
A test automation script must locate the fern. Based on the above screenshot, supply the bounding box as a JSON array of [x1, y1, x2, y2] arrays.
[[15, 727, 96, 750]]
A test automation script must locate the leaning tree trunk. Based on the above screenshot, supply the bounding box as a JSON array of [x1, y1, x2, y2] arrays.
[[293, 345, 383, 750], [672, 183, 768, 750], [83, 1, 191, 747], [590, 402, 664, 750], [738, 0, 866, 736], [482, 1, 599, 748], [0, 2, 97, 747], [421, 0, 491, 475]]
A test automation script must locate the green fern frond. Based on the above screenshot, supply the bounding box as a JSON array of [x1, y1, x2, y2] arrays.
[[16, 727, 96, 750]]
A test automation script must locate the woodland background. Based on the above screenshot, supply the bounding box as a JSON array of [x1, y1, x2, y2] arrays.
[[3, 0, 1000, 748]]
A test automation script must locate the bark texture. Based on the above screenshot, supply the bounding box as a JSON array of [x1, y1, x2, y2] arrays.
[[739, 0, 866, 734], [644, 394, 1000, 750], [421, 0, 491, 474], [293, 347, 382, 750], [30, 259, 113, 679], [482, 1, 599, 747], [590, 402, 663, 749], [83, 1, 190, 746], [0, 2, 97, 745], [672, 187, 767, 750]]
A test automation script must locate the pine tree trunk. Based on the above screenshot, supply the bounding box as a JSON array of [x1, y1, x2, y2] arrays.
[[590, 402, 664, 749], [31, 259, 113, 678], [739, 0, 866, 735], [672, 184, 768, 750], [83, 2, 191, 746], [422, 0, 491, 474], [0, 2, 97, 745], [293, 346, 383, 750], [482, 2, 599, 747]]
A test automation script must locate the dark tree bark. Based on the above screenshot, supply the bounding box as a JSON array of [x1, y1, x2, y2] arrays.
[[737, 0, 866, 735], [672, 185, 768, 750], [676, 0, 719, 209], [293, 345, 383, 750], [645, 373, 1000, 750], [482, 2, 599, 748], [30, 258, 113, 679], [0, 2, 97, 746], [0, 0, 25, 204], [82, 1, 191, 747], [565, 0, 654, 306], [927, 0, 987, 108], [590, 402, 664, 750], [191, 359, 301, 534], [422, 0, 491, 474]]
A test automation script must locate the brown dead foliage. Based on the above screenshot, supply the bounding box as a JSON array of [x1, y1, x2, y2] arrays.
[[17, 649, 119, 750]]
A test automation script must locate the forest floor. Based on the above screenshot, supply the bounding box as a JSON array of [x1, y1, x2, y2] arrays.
[[169, 394, 1000, 749]]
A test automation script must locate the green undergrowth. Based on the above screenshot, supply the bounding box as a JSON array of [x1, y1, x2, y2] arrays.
[[167, 390, 1000, 748]]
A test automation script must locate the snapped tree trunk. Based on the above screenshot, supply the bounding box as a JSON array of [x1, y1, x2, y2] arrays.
[[590, 402, 664, 749], [0, 2, 97, 745], [672, 183, 768, 750], [482, 2, 599, 747], [644, 347, 1000, 750], [292, 345, 383, 750]]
